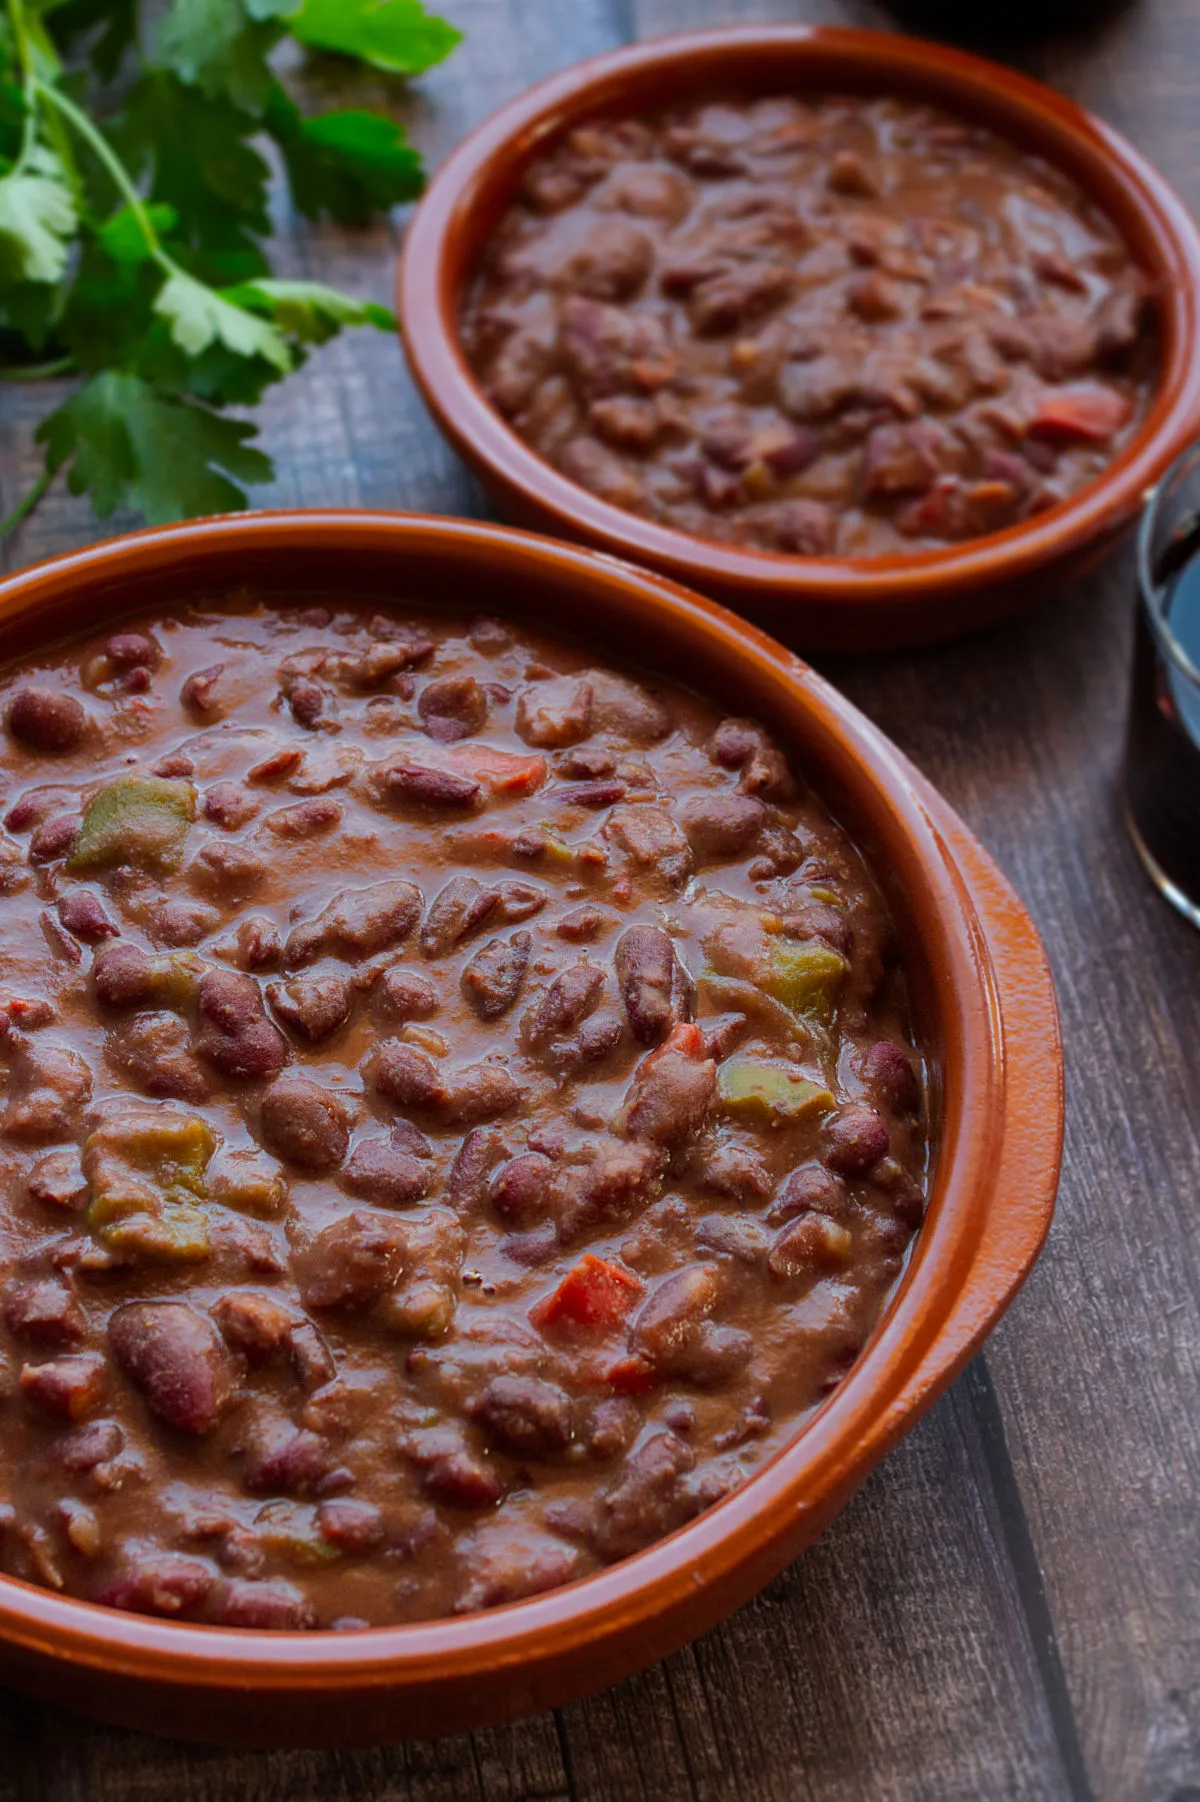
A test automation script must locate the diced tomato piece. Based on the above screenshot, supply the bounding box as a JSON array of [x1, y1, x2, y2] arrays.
[[598, 1353, 657, 1396], [530, 1254, 643, 1332], [1027, 385, 1132, 445], [449, 746, 547, 797]]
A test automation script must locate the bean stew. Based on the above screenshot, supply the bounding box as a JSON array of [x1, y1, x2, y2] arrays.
[[0, 596, 927, 1629], [462, 92, 1156, 558]]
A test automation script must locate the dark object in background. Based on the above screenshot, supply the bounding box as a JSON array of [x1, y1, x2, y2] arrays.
[[885, 0, 1131, 41], [1124, 442, 1200, 930]]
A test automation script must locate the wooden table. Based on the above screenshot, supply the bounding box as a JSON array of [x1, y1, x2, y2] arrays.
[[2, 2, 1197, 1796]]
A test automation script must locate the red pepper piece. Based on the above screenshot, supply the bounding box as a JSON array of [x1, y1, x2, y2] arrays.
[[530, 1254, 643, 1332], [1027, 385, 1132, 445]]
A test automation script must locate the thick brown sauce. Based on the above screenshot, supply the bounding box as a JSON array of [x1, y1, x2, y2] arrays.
[[0, 596, 926, 1628], [463, 92, 1155, 558]]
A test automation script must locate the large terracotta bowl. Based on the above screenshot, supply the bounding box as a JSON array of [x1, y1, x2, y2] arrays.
[[398, 25, 1200, 652], [0, 513, 1062, 1746]]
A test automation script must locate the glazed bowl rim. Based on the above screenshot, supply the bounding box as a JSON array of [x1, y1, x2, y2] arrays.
[[398, 21, 1200, 614], [0, 508, 1030, 1689]]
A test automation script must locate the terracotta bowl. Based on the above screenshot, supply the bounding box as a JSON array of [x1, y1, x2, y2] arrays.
[[0, 513, 1062, 1746], [398, 24, 1200, 652]]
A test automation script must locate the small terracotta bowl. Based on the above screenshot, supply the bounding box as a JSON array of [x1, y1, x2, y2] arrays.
[[0, 513, 1062, 1746], [398, 25, 1200, 651]]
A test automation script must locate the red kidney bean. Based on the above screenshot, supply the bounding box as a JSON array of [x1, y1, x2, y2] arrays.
[[241, 1417, 333, 1496], [266, 974, 352, 1043], [187, 840, 267, 902], [370, 964, 439, 1023], [370, 1040, 447, 1110], [767, 1163, 849, 1226], [419, 876, 499, 959], [263, 798, 342, 840], [823, 1104, 890, 1175], [26, 1149, 88, 1211], [529, 961, 606, 1044], [202, 781, 259, 829], [604, 805, 692, 889], [556, 905, 606, 942], [446, 1128, 509, 1210], [181, 665, 225, 717], [106, 631, 163, 671], [195, 969, 290, 1081], [7, 688, 87, 753], [860, 1040, 921, 1113], [93, 942, 161, 1011], [29, 813, 79, 862], [294, 1211, 406, 1312], [489, 1152, 557, 1225], [109, 1302, 237, 1434], [259, 1077, 350, 1172], [680, 794, 766, 860], [405, 1426, 503, 1510], [698, 1140, 772, 1204], [768, 1214, 853, 1282], [107, 1012, 211, 1103], [286, 879, 422, 967], [516, 675, 593, 749], [615, 924, 693, 1045], [592, 1432, 697, 1562], [234, 916, 283, 971], [555, 1138, 661, 1244], [461, 931, 532, 1020], [288, 680, 325, 728], [56, 891, 118, 943], [418, 676, 488, 743], [469, 1374, 573, 1458], [343, 1129, 430, 1207], [620, 1024, 715, 1152], [206, 1578, 316, 1630], [2, 1276, 85, 1348], [771, 497, 837, 555], [20, 1353, 106, 1420], [100, 1554, 215, 1619], [375, 762, 482, 811]]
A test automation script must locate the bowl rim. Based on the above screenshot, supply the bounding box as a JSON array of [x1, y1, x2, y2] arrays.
[[0, 510, 1060, 1705], [398, 21, 1200, 616]]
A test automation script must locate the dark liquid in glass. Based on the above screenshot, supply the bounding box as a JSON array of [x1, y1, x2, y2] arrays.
[[1125, 519, 1200, 910]]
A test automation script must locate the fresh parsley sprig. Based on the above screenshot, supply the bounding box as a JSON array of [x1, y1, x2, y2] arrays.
[[0, 0, 459, 538]]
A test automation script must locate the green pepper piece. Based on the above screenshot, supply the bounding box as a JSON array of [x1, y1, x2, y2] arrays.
[[717, 1056, 835, 1125], [766, 940, 847, 1018], [85, 1111, 215, 1264], [255, 1501, 342, 1566], [69, 777, 197, 873]]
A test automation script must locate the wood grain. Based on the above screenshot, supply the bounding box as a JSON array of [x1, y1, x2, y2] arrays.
[[1, 2, 1198, 1798]]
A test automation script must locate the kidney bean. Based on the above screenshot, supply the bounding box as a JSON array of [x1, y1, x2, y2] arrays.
[[375, 761, 482, 811], [56, 890, 118, 943], [446, 1128, 509, 1210], [211, 1290, 299, 1361], [202, 782, 259, 829], [263, 798, 343, 840], [516, 675, 593, 749], [768, 1214, 853, 1282], [694, 1214, 770, 1265], [139, 896, 221, 949], [295, 1211, 406, 1312], [20, 1353, 106, 1420], [529, 961, 606, 1045], [318, 1498, 385, 1553], [7, 687, 87, 753], [781, 898, 853, 958], [109, 1301, 237, 1434], [563, 218, 654, 302], [39, 909, 82, 966], [860, 1040, 921, 1113], [26, 1149, 88, 1212], [195, 969, 289, 1082], [232, 916, 283, 972], [680, 794, 766, 862], [241, 1417, 333, 1496], [560, 297, 676, 401], [489, 1152, 557, 1225], [461, 931, 532, 1020], [343, 1128, 430, 1207], [620, 1023, 715, 1152], [604, 805, 692, 889], [151, 752, 195, 780], [418, 676, 488, 744], [3, 1043, 92, 1142], [100, 1554, 214, 1619], [2, 1276, 84, 1347], [286, 879, 423, 969], [444, 1062, 520, 1126], [370, 964, 439, 1024], [181, 665, 224, 717], [555, 1138, 661, 1244], [371, 1040, 447, 1111], [632, 1264, 721, 1362], [259, 1077, 350, 1172], [51, 1419, 123, 1478], [771, 497, 837, 555], [107, 631, 163, 672], [206, 1578, 316, 1630], [288, 680, 325, 729], [107, 1011, 211, 1103], [614, 924, 693, 1045], [492, 880, 547, 925], [187, 840, 267, 902], [267, 974, 352, 1043], [405, 1426, 503, 1510], [823, 1104, 890, 1175], [698, 1140, 772, 1205], [419, 876, 499, 959], [592, 1432, 697, 1561], [469, 1374, 574, 1459], [768, 1163, 849, 1226], [29, 813, 79, 862], [739, 745, 795, 805]]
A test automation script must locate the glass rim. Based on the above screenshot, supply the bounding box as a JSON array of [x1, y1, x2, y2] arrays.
[[1137, 438, 1200, 689]]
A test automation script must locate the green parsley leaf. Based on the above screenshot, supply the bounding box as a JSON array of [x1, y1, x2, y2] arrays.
[[0, 149, 78, 283], [95, 201, 179, 264], [116, 72, 271, 282], [156, 0, 283, 116], [153, 268, 292, 371], [266, 84, 423, 225], [223, 276, 395, 343], [286, 0, 461, 74], [38, 370, 274, 521]]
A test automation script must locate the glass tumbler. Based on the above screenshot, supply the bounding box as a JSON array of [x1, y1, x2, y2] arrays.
[[1123, 440, 1200, 930]]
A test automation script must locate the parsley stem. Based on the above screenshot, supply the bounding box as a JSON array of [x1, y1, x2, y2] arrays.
[[0, 465, 56, 543], [0, 357, 75, 381], [33, 82, 170, 270], [6, 0, 38, 169]]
